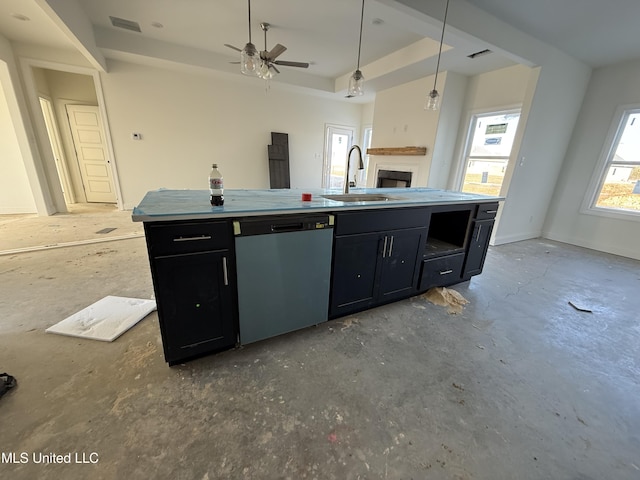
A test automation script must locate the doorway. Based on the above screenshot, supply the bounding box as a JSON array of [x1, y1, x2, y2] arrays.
[[457, 109, 521, 196], [20, 60, 122, 213], [322, 125, 355, 190]]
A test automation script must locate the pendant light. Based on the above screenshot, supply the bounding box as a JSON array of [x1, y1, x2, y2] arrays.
[[347, 0, 366, 97], [425, 0, 450, 110], [240, 0, 260, 76]]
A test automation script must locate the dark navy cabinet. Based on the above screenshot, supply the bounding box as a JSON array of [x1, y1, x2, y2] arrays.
[[329, 208, 428, 318], [144, 220, 238, 364], [462, 203, 499, 279]]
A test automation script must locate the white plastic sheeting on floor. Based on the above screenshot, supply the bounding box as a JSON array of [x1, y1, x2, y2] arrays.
[[46, 296, 156, 342]]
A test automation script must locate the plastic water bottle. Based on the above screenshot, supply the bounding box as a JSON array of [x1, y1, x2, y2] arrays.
[[209, 163, 224, 206]]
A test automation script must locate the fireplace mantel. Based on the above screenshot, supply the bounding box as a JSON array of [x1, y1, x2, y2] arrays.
[[366, 146, 427, 156]]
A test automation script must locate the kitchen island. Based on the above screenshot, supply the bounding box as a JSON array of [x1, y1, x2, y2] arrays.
[[133, 188, 501, 364]]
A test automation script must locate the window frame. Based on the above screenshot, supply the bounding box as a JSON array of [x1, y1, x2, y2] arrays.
[[581, 103, 640, 221], [454, 107, 521, 194]]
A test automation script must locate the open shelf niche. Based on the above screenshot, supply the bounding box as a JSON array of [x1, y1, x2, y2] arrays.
[[424, 209, 472, 257]]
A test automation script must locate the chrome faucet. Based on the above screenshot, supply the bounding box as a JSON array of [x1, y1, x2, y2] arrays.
[[344, 145, 364, 194]]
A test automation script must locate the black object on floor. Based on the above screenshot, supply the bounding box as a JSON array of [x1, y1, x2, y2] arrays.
[[96, 227, 117, 234], [0, 373, 16, 398]]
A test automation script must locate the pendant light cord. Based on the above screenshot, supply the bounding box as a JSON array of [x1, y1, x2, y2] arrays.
[[247, 0, 253, 44], [356, 0, 365, 69], [432, 0, 450, 88]]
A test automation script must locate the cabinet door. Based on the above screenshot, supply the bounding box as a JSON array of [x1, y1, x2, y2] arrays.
[[330, 232, 382, 318], [463, 219, 494, 278], [153, 250, 236, 364], [379, 228, 424, 301]]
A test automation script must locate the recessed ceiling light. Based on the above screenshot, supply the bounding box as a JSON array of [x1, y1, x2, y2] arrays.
[[11, 13, 30, 21], [151, 21, 164, 28]]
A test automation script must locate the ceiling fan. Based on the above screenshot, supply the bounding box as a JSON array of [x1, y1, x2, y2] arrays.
[[224, 0, 308, 78]]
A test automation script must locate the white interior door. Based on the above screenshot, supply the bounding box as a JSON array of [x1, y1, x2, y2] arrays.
[[323, 125, 354, 189], [40, 97, 73, 204], [66, 104, 116, 203]]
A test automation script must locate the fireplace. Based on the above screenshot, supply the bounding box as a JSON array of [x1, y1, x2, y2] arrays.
[[376, 169, 412, 188]]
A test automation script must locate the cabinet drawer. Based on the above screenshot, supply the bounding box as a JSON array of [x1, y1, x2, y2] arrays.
[[419, 253, 465, 290], [146, 221, 230, 256], [476, 202, 500, 220], [334, 208, 429, 235]]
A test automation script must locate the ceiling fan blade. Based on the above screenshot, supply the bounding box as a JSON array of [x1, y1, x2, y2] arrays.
[[270, 64, 280, 74], [224, 43, 242, 52], [274, 60, 309, 68], [267, 44, 287, 61], [229, 62, 241, 64]]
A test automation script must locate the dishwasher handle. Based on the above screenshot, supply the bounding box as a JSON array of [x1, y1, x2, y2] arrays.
[[271, 222, 304, 233]]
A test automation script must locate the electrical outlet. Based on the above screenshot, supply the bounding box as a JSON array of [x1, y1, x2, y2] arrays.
[[132, 132, 142, 140]]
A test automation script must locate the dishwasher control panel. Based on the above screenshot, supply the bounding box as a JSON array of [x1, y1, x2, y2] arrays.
[[233, 214, 334, 236]]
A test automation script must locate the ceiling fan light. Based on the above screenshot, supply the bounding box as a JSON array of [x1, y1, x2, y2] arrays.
[[258, 60, 275, 79], [425, 89, 440, 110], [348, 69, 365, 97], [240, 42, 260, 76]]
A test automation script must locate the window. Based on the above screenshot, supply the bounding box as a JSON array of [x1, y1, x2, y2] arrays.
[[457, 110, 521, 196], [587, 108, 640, 216]]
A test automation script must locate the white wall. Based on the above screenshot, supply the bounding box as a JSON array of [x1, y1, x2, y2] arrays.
[[447, 63, 532, 227], [494, 52, 591, 244], [367, 72, 441, 187], [0, 76, 36, 213], [0, 36, 55, 215], [360, 102, 374, 129], [543, 59, 640, 260], [99, 60, 363, 209], [462, 64, 532, 112], [429, 71, 467, 189]]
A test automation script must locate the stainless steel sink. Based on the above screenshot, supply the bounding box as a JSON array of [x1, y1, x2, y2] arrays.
[[322, 193, 405, 202]]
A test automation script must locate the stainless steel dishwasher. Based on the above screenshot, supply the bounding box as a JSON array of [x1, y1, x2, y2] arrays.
[[234, 214, 334, 344]]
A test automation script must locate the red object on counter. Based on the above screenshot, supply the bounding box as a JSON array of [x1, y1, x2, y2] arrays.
[[301, 193, 312, 201]]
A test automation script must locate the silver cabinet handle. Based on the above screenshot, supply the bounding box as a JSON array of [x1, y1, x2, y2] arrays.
[[476, 224, 482, 242], [382, 236, 388, 258], [173, 235, 212, 242], [388, 235, 394, 257], [439, 269, 453, 275], [485, 210, 497, 214], [222, 256, 229, 286]]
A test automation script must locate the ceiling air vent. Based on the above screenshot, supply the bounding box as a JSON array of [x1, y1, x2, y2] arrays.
[[467, 49, 492, 59], [109, 16, 141, 33]]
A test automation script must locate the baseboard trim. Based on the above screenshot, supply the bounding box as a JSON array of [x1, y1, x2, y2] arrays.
[[542, 232, 640, 261], [491, 231, 541, 246]]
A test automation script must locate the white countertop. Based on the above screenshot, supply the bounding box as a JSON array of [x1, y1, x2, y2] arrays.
[[132, 188, 503, 222]]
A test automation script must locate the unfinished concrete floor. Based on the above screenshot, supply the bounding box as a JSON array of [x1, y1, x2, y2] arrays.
[[1, 207, 639, 479]]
